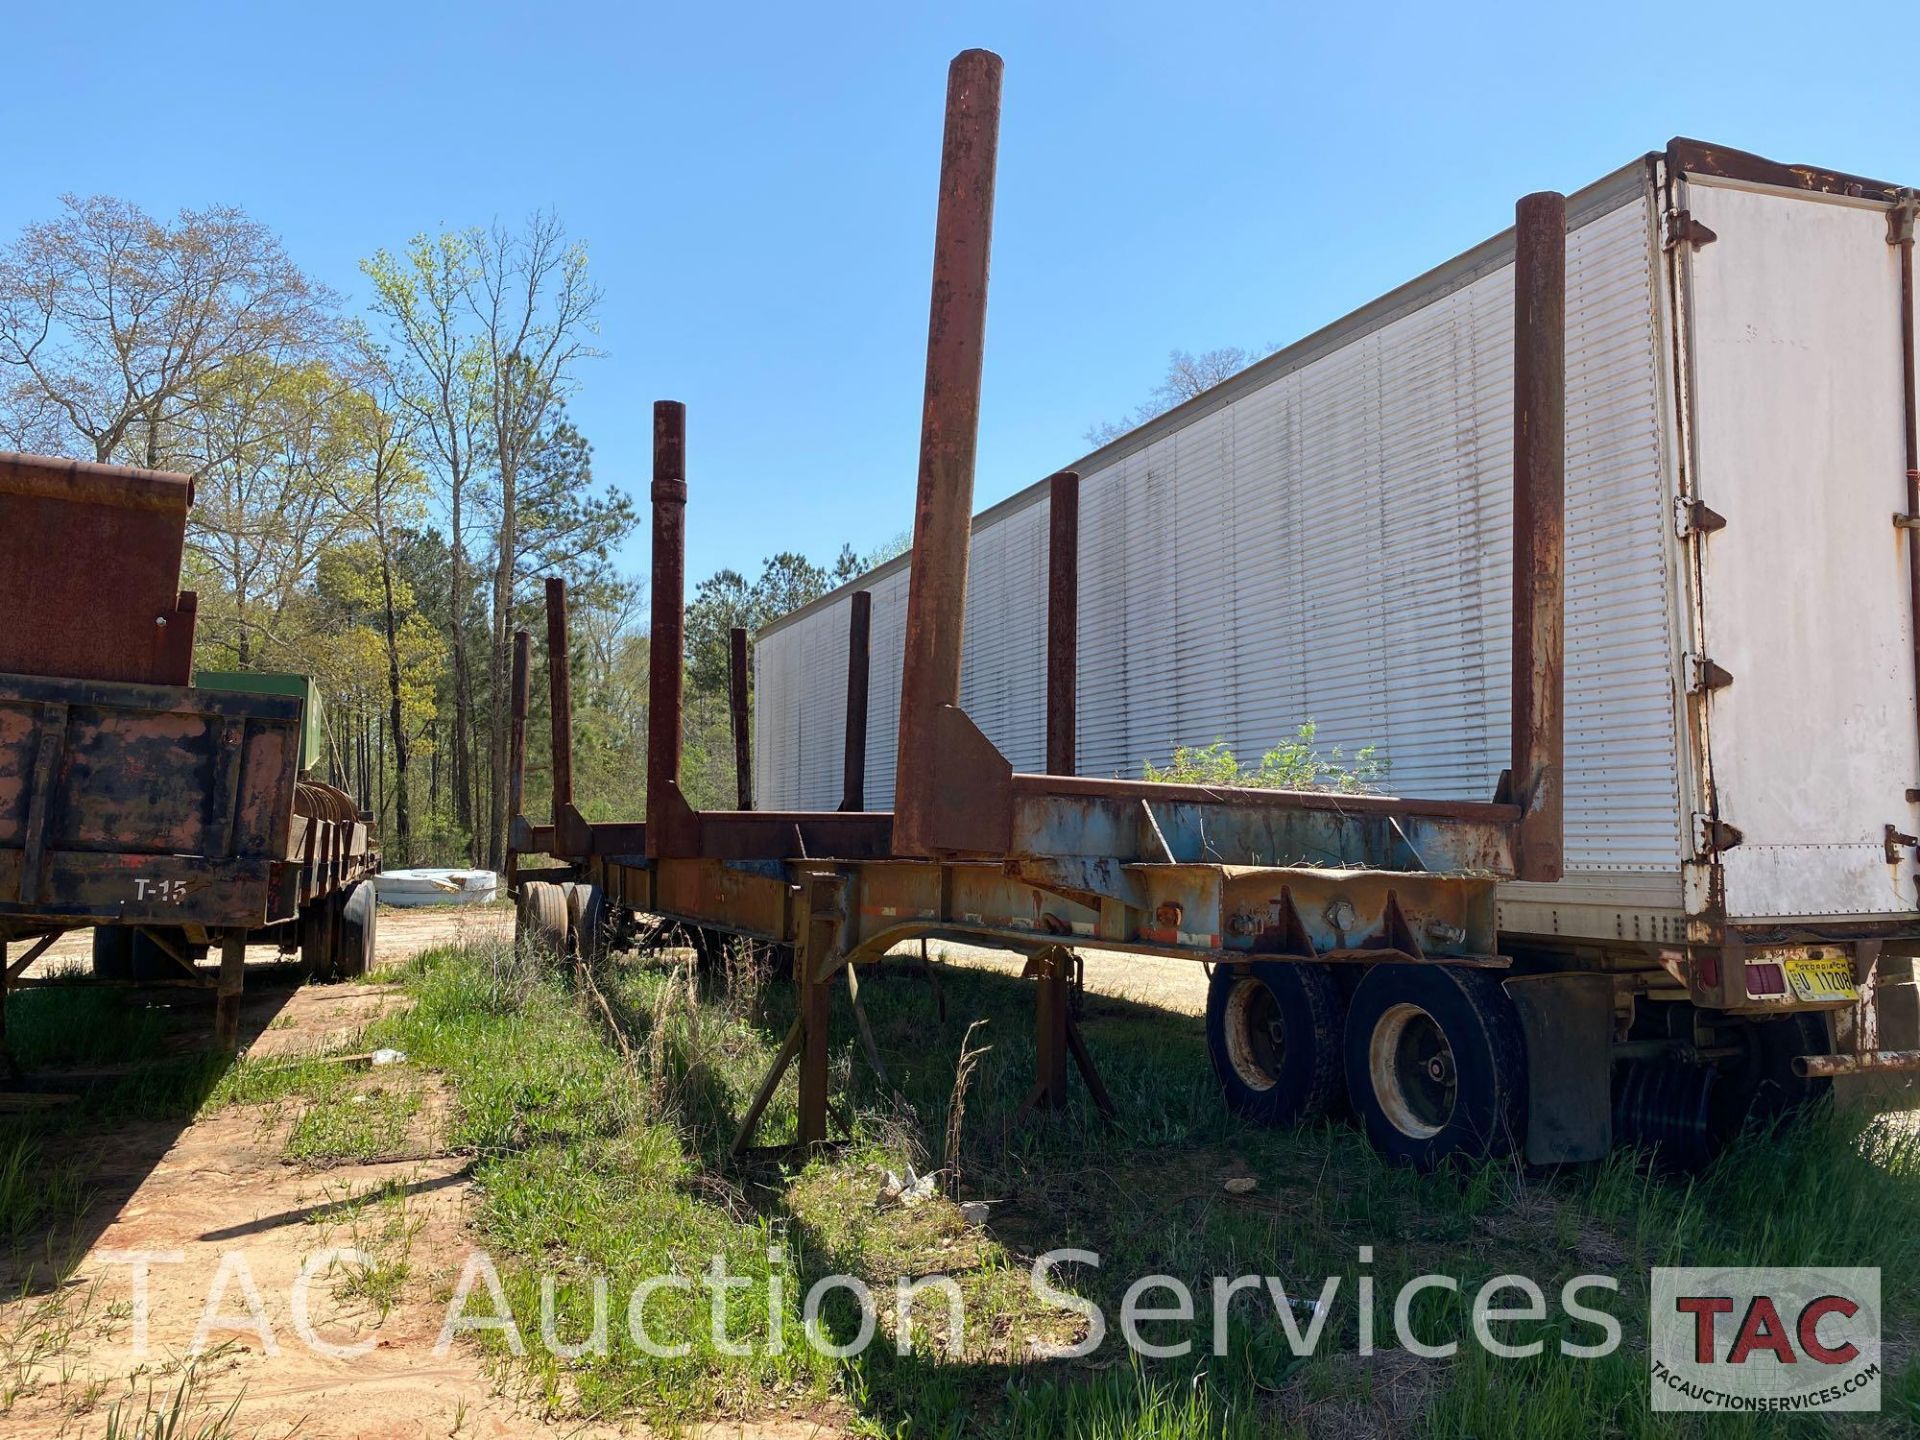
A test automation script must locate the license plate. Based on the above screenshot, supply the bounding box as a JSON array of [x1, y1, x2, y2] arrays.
[[1784, 955, 1858, 1004]]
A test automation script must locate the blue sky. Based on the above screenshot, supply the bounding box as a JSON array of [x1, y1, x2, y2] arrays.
[[3, 1, 1916, 585]]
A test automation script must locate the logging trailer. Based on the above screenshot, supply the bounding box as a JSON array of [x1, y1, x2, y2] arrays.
[[508, 49, 1920, 1169]]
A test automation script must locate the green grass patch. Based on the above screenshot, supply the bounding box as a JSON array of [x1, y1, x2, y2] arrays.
[[2, 987, 172, 1070], [0, 1131, 87, 1247], [348, 937, 1920, 1437], [5, 935, 1917, 1436], [283, 1082, 423, 1166]]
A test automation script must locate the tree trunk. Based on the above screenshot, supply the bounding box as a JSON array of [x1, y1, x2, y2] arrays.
[[449, 481, 476, 862], [375, 492, 413, 864]]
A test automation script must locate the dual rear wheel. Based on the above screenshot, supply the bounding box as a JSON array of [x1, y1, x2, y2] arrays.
[[516, 880, 611, 963], [1207, 960, 1525, 1168]]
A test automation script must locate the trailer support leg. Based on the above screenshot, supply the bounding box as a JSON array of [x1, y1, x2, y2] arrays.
[[1028, 946, 1071, 1110], [798, 960, 832, 1149], [731, 873, 848, 1155], [1018, 946, 1114, 1120], [846, 962, 889, 1086], [1066, 1009, 1116, 1120], [214, 932, 246, 1050]]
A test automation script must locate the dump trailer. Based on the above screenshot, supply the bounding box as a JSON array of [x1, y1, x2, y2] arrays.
[[751, 137, 1920, 1162], [0, 453, 379, 1061]]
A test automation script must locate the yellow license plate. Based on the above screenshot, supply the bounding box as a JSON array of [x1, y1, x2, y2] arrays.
[[1784, 956, 1858, 1004]]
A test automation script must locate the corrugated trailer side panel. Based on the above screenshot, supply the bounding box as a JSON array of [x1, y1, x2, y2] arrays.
[[757, 176, 1689, 928]]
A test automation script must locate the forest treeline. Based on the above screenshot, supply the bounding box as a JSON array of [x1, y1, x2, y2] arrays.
[[0, 196, 901, 867]]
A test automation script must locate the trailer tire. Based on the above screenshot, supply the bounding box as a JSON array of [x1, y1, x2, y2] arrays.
[[1717, 1011, 1832, 1134], [1206, 961, 1345, 1126], [120, 927, 197, 982], [300, 900, 339, 982], [566, 883, 607, 964], [1345, 964, 1526, 1169], [517, 882, 570, 960], [334, 881, 377, 980], [91, 927, 134, 980]]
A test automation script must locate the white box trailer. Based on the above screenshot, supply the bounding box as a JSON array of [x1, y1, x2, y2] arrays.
[[755, 140, 1920, 1151]]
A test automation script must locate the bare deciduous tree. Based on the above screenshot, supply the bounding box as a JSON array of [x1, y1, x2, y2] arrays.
[[182, 358, 371, 665], [0, 194, 335, 467], [363, 234, 488, 853], [1084, 344, 1273, 448], [472, 215, 601, 871]]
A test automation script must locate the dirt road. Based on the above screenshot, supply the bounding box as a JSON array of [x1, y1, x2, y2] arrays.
[[1, 903, 1206, 1438]]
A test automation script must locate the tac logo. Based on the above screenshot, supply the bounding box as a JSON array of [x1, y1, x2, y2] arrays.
[[1650, 1267, 1881, 1413]]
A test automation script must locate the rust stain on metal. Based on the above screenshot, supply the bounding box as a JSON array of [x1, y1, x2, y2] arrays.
[[1891, 193, 1920, 795], [1510, 191, 1567, 883], [0, 453, 199, 687]]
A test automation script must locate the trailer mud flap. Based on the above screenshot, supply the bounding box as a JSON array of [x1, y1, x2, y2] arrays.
[[1504, 972, 1613, 1163]]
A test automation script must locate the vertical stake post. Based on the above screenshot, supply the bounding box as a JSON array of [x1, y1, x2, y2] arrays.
[[841, 591, 872, 811], [544, 579, 573, 829], [729, 627, 753, 810], [1045, 470, 1079, 776], [648, 401, 688, 856], [892, 49, 1004, 855], [1511, 191, 1567, 883]]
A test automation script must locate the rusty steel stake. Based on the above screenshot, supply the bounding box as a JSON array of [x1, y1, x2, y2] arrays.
[[1046, 471, 1079, 776], [1891, 194, 1920, 791], [648, 401, 688, 856], [1510, 191, 1567, 884], [892, 48, 1003, 856], [508, 630, 531, 823], [729, 626, 753, 810], [544, 578, 574, 827], [842, 591, 872, 811]]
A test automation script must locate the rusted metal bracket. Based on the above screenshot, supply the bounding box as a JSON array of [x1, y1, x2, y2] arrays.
[[1886, 824, 1919, 866], [1687, 654, 1735, 694], [1662, 209, 1718, 251], [1675, 495, 1727, 537], [1890, 191, 1917, 249], [1695, 813, 1745, 854]]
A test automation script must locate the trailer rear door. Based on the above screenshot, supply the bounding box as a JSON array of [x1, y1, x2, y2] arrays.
[[1682, 177, 1919, 920]]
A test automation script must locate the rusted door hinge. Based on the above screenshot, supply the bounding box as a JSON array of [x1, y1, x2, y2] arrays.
[[1886, 824, 1919, 865], [1695, 813, 1744, 854], [1663, 210, 1718, 251], [1686, 653, 1735, 693], [1674, 496, 1727, 537], [1889, 192, 1917, 248]]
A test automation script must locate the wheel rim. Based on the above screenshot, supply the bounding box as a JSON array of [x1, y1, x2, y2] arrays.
[[1223, 976, 1286, 1091], [1370, 1002, 1457, 1139]]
